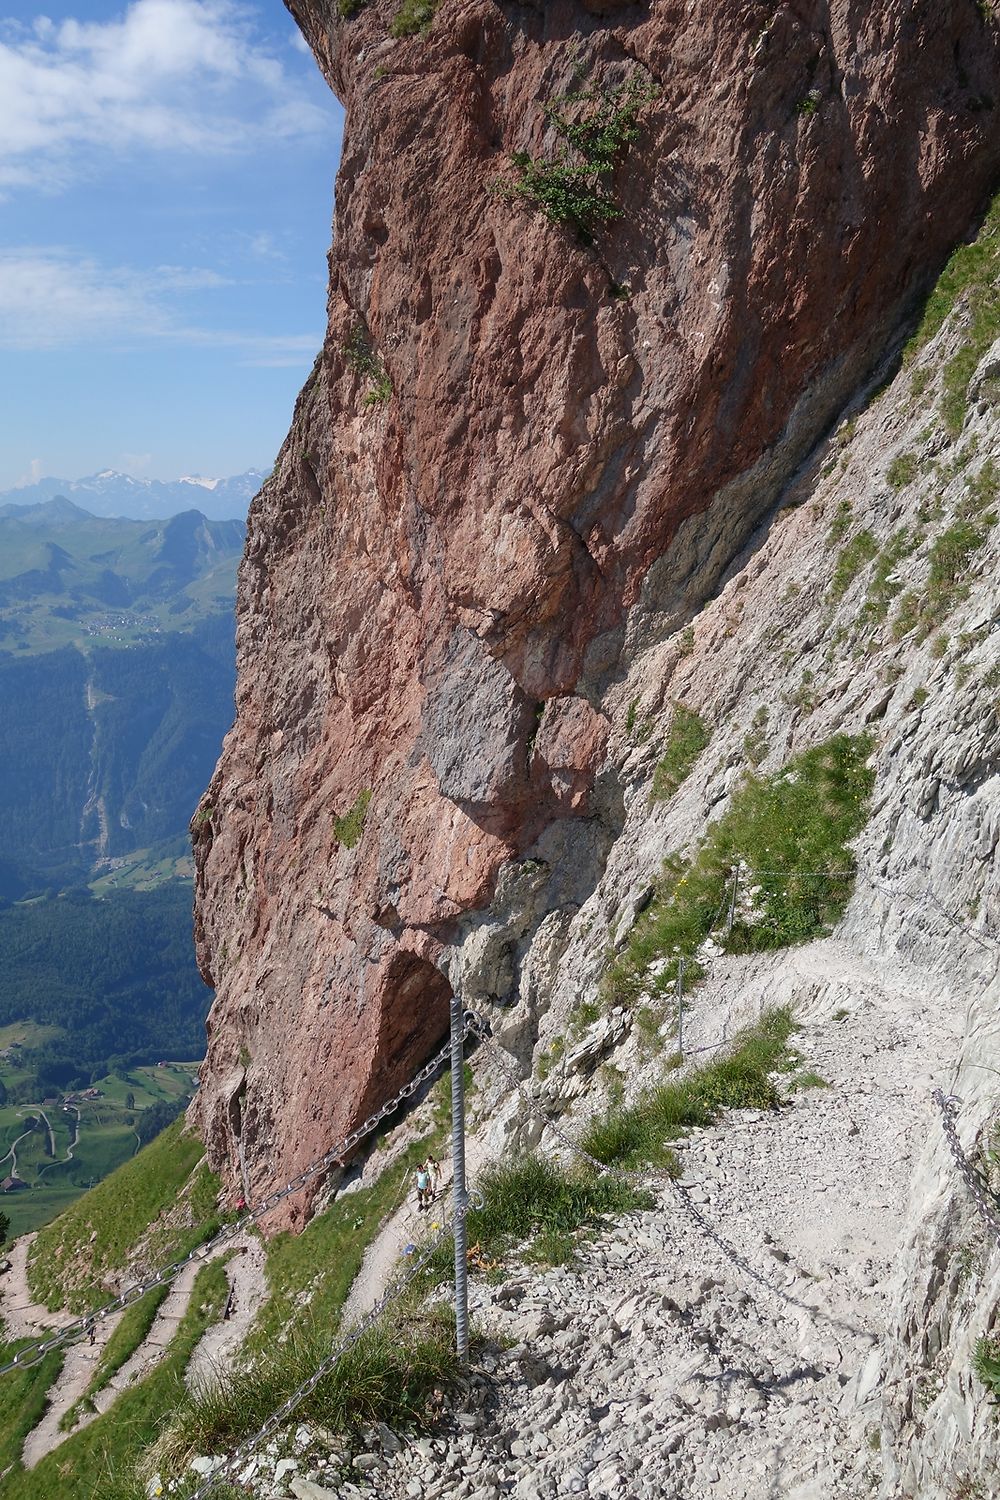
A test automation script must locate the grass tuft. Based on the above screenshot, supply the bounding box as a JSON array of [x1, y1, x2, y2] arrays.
[[607, 734, 874, 1005], [333, 790, 372, 850], [650, 704, 710, 803], [389, 0, 438, 36], [581, 1008, 795, 1170], [830, 529, 878, 598]]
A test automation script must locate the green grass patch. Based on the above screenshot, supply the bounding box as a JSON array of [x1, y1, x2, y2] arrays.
[[650, 704, 710, 803], [415, 1153, 652, 1288], [581, 1008, 795, 1170], [154, 1303, 461, 1494], [333, 790, 372, 850], [607, 734, 874, 1005], [27, 1119, 219, 1314], [904, 187, 1000, 434], [887, 452, 919, 490], [462, 1156, 650, 1264], [927, 518, 988, 612], [0, 1343, 64, 1484], [389, 0, 438, 36], [859, 528, 920, 626], [830, 529, 878, 598], [826, 499, 853, 544]]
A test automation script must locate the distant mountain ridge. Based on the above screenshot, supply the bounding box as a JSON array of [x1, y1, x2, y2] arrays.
[[0, 503, 244, 643], [0, 467, 266, 522]]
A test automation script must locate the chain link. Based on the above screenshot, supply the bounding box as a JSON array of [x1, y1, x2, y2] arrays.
[[933, 1089, 1000, 1246], [185, 1196, 477, 1499], [0, 1029, 466, 1378]]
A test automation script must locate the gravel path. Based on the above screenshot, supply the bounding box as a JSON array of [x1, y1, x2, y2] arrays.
[[187, 1234, 268, 1390], [208, 939, 960, 1500], [341, 1175, 450, 1330], [0, 1234, 77, 1342]]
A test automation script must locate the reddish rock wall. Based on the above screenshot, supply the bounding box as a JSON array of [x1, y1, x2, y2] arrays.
[[192, 0, 1000, 1223]]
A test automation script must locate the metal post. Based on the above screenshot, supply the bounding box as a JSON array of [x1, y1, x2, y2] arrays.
[[726, 864, 739, 938], [676, 957, 685, 1059], [449, 992, 469, 1363]]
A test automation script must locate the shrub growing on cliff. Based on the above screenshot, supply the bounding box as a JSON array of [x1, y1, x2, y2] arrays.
[[972, 1335, 1000, 1403], [333, 789, 372, 850], [606, 734, 874, 1004], [344, 324, 392, 405], [390, 0, 437, 36], [650, 704, 710, 803], [501, 74, 658, 243]]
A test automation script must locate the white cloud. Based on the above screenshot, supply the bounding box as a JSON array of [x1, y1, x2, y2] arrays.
[[0, 0, 332, 194], [118, 450, 154, 475], [0, 246, 320, 359], [11, 458, 45, 489], [246, 231, 288, 262]]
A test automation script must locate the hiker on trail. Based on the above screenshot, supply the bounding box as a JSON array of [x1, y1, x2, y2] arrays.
[[426, 1152, 440, 1195], [415, 1161, 431, 1212]]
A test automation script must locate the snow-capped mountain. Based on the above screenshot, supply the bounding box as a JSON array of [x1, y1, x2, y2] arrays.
[[0, 468, 266, 521]]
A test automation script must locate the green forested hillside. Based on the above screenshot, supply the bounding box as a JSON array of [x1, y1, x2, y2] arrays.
[[0, 617, 235, 887], [0, 883, 211, 1093], [0, 648, 92, 886], [0, 503, 240, 887], [0, 502, 243, 654]]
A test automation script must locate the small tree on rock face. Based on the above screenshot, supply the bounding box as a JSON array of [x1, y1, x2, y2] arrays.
[[0, 1212, 10, 1248]]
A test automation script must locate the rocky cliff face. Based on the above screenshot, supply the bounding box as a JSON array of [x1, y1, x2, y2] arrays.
[[192, 0, 1000, 1226]]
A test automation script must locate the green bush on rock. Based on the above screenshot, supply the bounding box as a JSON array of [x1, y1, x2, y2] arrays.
[[501, 75, 658, 243]]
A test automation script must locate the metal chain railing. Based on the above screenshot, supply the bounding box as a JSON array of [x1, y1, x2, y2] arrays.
[[933, 1089, 1000, 1247], [467, 1018, 870, 1335], [0, 1028, 467, 1377], [185, 1186, 483, 1500]]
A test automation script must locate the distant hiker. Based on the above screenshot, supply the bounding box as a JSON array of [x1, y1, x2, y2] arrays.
[[415, 1162, 431, 1212], [426, 1152, 441, 1195], [88, 1323, 96, 1347]]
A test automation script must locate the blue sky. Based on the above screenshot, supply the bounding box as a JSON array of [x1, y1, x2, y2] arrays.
[[0, 0, 344, 488]]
